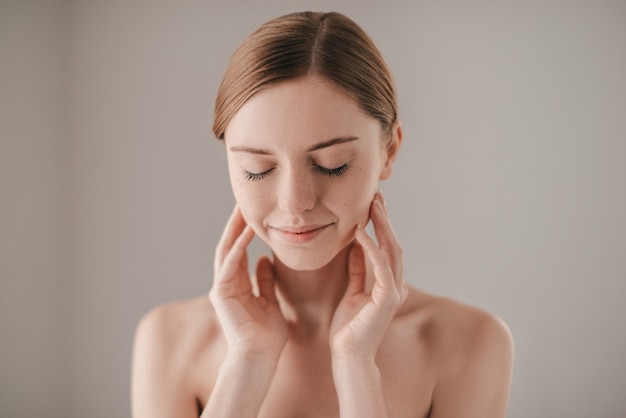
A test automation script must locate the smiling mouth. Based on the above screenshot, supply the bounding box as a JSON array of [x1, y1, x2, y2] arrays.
[[270, 224, 332, 243]]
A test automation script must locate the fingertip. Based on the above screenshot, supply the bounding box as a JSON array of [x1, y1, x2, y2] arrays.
[[256, 255, 278, 301], [230, 203, 240, 219], [244, 224, 256, 240], [350, 238, 362, 250], [378, 190, 386, 205], [349, 241, 364, 261], [256, 254, 271, 271], [354, 225, 371, 247], [370, 193, 382, 211], [372, 191, 389, 219], [234, 224, 255, 249]]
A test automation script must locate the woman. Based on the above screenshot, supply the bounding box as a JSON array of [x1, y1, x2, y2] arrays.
[[131, 11, 514, 418]]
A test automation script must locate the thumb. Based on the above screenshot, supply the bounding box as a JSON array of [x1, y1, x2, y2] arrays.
[[256, 256, 278, 303]]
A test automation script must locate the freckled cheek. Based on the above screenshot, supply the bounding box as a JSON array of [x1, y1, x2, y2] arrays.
[[334, 173, 378, 228]]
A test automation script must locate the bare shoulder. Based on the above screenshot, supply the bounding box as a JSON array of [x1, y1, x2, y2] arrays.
[[134, 296, 220, 360], [422, 290, 509, 349], [399, 287, 513, 357], [399, 287, 515, 417], [132, 296, 223, 416]]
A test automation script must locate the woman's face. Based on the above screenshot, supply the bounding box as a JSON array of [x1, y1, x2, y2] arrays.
[[224, 76, 398, 271]]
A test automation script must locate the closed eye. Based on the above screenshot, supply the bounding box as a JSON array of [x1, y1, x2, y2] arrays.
[[243, 163, 350, 181], [315, 163, 350, 177], [244, 168, 274, 181]]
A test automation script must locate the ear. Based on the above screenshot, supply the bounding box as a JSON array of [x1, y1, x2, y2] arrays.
[[380, 119, 403, 180]]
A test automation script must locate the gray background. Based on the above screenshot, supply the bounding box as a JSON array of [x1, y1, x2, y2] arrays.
[[1, 0, 625, 417]]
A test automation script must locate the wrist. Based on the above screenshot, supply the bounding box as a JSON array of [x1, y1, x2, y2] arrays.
[[331, 353, 381, 389], [205, 350, 281, 418], [331, 354, 379, 373], [330, 347, 377, 365], [227, 339, 285, 360], [215, 352, 280, 394], [331, 356, 387, 418], [224, 348, 282, 372]]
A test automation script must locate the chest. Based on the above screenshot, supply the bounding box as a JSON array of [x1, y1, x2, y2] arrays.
[[196, 334, 435, 418], [256, 344, 339, 418]]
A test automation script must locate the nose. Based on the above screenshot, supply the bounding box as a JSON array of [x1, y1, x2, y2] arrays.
[[277, 167, 317, 215]]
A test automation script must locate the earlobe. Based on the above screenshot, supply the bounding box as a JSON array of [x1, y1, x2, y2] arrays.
[[380, 120, 403, 180]]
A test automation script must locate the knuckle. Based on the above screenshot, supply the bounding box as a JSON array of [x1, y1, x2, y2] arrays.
[[392, 290, 402, 305], [390, 285, 406, 306], [209, 285, 228, 306], [383, 288, 401, 307]]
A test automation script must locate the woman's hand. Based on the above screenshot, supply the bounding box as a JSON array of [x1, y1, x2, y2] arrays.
[[209, 205, 288, 360], [204, 205, 287, 417], [329, 191, 408, 361]]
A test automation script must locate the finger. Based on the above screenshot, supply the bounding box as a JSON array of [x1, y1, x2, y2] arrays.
[[345, 242, 366, 298], [355, 225, 408, 310], [377, 190, 389, 217], [214, 205, 247, 272], [355, 225, 394, 291], [214, 224, 255, 291], [370, 197, 404, 287], [256, 256, 278, 303]]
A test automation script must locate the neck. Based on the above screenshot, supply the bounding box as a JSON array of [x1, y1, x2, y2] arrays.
[[272, 244, 353, 336]]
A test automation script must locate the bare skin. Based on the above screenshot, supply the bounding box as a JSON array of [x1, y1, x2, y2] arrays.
[[131, 203, 513, 417], [131, 77, 514, 417]]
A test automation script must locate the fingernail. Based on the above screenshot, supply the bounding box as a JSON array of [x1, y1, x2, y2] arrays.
[[378, 190, 386, 205]]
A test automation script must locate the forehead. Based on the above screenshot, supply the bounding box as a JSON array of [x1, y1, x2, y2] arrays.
[[224, 76, 382, 149]]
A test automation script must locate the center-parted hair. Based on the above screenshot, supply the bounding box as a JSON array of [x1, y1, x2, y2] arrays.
[[213, 11, 398, 143]]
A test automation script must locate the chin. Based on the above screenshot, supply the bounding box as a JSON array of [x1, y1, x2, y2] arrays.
[[274, 252, 332, 271], [270, 246, 335, 271]]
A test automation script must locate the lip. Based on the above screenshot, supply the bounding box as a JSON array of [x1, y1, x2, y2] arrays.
[[270, 224, 332, 244]]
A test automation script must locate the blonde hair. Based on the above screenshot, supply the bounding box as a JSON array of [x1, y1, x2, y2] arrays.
[[213, 11, 398, 142]]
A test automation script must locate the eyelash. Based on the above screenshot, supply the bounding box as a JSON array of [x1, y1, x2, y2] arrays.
[[243, 163, 350, 182], [244, 169, 273, 181], [314, 163, 350, 177]]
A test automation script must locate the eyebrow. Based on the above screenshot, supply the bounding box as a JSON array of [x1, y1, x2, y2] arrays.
[[228, 136, 360, 155]]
